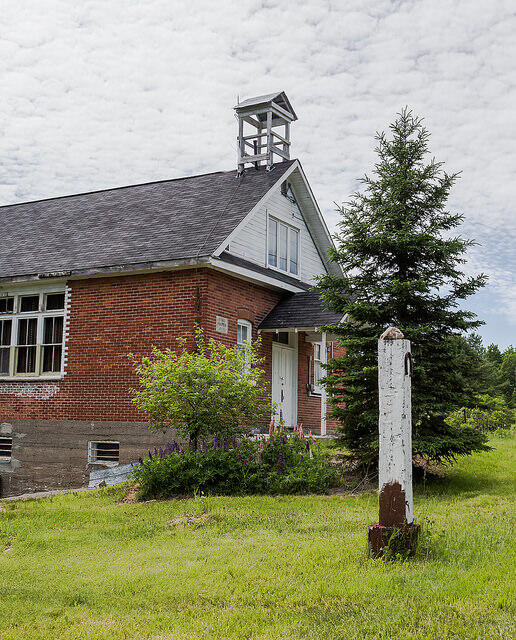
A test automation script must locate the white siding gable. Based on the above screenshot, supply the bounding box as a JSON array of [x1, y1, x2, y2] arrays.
[[228, 183, 326, 283]]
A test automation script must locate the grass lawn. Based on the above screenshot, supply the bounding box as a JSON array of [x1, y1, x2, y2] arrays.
[[0, 436, 514, 640]]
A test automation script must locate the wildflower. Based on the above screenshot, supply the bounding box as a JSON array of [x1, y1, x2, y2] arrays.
[[276, 451, 284, 473], [269, 418, 275, 435], [158, 447, 164, 460], [300, 454, 304, 461], [260, 439, 264, 452], [148, 450, 153, 460], [138, 457, 144, 464]]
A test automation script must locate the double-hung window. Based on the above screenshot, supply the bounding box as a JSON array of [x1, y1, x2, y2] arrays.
[[313, 342, 323, 395], [237, 319, 252, 374], [267, 217, 299, 276], [0, 291, 65, 378]]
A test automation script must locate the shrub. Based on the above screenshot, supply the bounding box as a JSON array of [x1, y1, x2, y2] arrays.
[[129, 328, 271, 448], [132, 428, 338, 499], [445, 394, 514, 434]]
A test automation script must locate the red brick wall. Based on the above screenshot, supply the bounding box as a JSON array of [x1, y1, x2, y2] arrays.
[[0, 269, 282, 423]]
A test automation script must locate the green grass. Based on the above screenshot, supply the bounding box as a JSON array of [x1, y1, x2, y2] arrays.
[[0, 436, 514, 640]]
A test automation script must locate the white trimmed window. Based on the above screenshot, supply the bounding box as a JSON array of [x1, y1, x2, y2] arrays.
[[88, 441, 120, 464], [267, 217, 299, 276], [237, 319, 252, 373], [313, 342, 323, 394], [0, 290, 65, 378]]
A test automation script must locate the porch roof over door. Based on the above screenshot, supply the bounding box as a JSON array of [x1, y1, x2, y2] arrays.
[[258, 290, 344, 331]]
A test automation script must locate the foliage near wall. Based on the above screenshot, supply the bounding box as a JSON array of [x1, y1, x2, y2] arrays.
[[130, 329, 271, 449], [132, 429, 337, 499]]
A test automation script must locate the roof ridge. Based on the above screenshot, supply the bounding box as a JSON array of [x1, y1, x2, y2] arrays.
[[0, 160, 297, 211]]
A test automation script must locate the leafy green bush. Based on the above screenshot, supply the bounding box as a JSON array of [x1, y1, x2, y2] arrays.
[[129, 329, 271, 448], [132, 429, 338, 500], [445, 394, 514, 434]]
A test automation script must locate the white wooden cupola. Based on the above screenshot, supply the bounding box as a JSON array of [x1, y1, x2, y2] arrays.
[[234, 91, 297, 173]]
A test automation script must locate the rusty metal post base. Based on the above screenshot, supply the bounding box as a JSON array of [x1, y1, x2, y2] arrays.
[[368, 523, 420, 559]]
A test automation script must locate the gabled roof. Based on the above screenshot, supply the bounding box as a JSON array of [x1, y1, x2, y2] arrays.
[[0, 161, 295, 281], [235, 92, 297, 120], [259, 290, 343, 330]]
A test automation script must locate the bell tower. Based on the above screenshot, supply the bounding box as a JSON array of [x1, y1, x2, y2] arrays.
[[234, 91, 297, 173]]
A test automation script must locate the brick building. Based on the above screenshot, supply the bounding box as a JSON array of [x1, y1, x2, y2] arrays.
[[0, 92, 343, 496]]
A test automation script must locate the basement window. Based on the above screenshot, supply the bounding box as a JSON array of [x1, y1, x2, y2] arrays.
[[0, 289, 66, 379], [88, 441, 120, 465], [0, 437, 13, 462]]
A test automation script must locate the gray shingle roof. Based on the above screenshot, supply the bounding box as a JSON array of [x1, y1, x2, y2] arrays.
[[217, 252, 311, 290], [259, 290, 343, 329], [0, 160, 295, 280]]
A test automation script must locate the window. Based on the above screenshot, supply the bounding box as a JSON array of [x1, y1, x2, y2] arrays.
[[0, 290, 65, 378], [272, 332, 290, 345], [88, 441, 120, 464], [313, 342, 323, 394], [237, 319, 252, 346], [0, 437, 12, 462], [237, 320, 252, 373], [0, 319, 12, 375], [267, 217, 299, 276], [0, 297, 13, 314]]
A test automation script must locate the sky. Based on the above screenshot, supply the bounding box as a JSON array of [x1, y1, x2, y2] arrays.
[[1, 0, 514, 347]]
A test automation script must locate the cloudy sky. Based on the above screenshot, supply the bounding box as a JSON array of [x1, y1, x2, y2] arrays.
[[1, 0, 514, 346]]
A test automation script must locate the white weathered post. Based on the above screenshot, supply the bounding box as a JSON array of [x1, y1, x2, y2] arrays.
[[368, 326, 419, 558]]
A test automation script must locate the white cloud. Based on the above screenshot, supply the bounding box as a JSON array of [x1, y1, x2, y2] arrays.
[[0, 0, 514, 343]]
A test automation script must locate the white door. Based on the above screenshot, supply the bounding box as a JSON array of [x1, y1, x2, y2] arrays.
[[272, 340, 296, 426]]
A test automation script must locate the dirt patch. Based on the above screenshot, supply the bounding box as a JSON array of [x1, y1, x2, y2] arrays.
[[118, 484, 140, 503], [167, 514, 209, 529]]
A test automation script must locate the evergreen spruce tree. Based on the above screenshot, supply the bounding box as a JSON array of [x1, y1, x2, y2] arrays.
[[318, 109, 489, 464]]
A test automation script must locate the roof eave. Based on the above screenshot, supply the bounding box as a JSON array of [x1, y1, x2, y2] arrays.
[[0, 256, 212, 286]]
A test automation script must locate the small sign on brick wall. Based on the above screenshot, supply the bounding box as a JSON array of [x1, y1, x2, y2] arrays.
[[215, 316, 228, 334]]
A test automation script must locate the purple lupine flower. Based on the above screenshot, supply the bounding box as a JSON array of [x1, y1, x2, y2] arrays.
[[276, 451, 284, 473], [258, 452, 262, 464], [148, 450, 153, 460], [282, 435, 287, 444], [138, 457, 144, 464], [300, 454, 304, 461], [159, 447, 164, 460], [305, 440, 310, 452]]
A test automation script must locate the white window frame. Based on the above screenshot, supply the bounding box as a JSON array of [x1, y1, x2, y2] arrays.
[[266, 215, 300, 276], [0, 288, 66, 380], [237, 319, 252, 374], [313, 342, 323, 395], [88, 441, 120, 466]]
